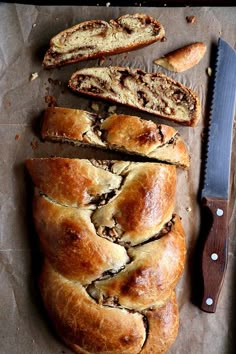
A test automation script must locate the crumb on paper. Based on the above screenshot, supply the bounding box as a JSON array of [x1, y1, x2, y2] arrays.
[[207, 67, 212, 76], [186, 207, 192, 212], [30, 139, 39, 151], [98, 56, 106, 66], [91, 102, 100, 112], [48, 78, 62, 86], [15, 134, 20, 140], [32, 23, 37, 28], [108, 105, 117, 114], [30, 72, 39, 81], [56, 17, 59, 21], [106, 2, 111, 6], [186, 16, 196, 24], [161, 36, 167, 42], [45, 95, 57, 107]]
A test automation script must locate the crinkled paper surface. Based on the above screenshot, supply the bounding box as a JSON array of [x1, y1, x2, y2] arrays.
[[0, 4, 235, 354]]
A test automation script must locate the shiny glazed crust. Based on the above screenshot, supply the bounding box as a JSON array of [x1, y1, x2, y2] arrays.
[[42, 107, 190, 168], [69, 66, 201, 126], [43, 14, 165, 68], [26, 157, 186, 353], [154, 42, 207, 72]]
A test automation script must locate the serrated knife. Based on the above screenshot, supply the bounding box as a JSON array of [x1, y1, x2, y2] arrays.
[[200, 38, 236, 313]]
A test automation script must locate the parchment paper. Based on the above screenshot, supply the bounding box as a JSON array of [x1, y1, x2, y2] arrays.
[[0, 4, 235, 354]]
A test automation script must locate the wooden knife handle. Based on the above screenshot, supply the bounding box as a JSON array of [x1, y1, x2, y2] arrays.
[[200, 197, 229, 313]]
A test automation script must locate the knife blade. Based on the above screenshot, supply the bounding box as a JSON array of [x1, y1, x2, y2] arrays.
[[200, 38, 236, 313]]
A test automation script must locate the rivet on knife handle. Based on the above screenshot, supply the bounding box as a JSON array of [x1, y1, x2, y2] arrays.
[[201, 197, 229, 313]]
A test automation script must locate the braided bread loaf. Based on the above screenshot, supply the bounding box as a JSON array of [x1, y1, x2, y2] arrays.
[[26, 157, 186, 353], [43, 14, 165, 68]]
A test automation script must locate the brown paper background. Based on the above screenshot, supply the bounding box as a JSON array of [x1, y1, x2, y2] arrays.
[[0, 4, 235, 354]]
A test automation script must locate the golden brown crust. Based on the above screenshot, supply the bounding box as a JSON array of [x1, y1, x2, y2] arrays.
[[42, 107, 98, 141], [92, 215, 186, 311], [92, 162, 176, 245], [43, 14, 165, 68], [154, 42, 207, 72], [39, 261, 146, 354], [102, 114, 189, 168], [26, 157, 185, 354], [69, 67, 201, 126], [25, 158, 122, 207], [42, 107, 189, 168], [33, 191, 129, 283], [142, 291, 179, 354]]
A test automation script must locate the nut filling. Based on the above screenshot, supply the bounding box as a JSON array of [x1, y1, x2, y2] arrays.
[[43, 14, 165, 68], [69, 67, 201, 126]]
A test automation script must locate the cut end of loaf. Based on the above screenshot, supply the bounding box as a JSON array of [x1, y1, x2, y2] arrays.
[[43, 14, 165, 68]]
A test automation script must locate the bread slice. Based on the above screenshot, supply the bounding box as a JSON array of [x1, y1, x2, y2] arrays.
[[154, 42, 207, 72], [43, 14, 165, 68], [69, 66, 201, 126], [41, 107, 190, 168]]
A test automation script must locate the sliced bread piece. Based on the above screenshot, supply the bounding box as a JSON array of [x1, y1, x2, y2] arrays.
[[41, 106, 190, 168], [69, 66, 201, 126], [43, 14, 165, 68]]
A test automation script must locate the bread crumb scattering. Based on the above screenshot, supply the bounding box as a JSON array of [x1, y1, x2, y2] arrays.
[[186, 16, 196, 24], [106, 2, 111, 6], [186, 207, 192, 212], [48, 78, 62, 86], [30, 72, 39, 81], [91, 102, 100, 112], [98, 56, 106, 66], [207, 67, 212, 76], [108, 105, 117, 113], [32, 23, 37, 28], [30, 139, 39, 150], [161, 36, 167, 42], [45, 95, 57, 107]]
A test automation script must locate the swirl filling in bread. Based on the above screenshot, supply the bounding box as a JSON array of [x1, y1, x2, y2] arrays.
[[43, 14, 165, 68], [69, 66, 201, 126]]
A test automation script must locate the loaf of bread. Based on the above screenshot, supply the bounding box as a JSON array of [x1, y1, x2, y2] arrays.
[[41, 107, 190, 168], [26, 157, 186, 354], [69, 66, 201, 126], [43, 14, 165, 68], [154, 42, 207, 72]]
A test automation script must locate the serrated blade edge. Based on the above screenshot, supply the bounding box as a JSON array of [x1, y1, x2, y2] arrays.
[[202, 38, 236, 199]]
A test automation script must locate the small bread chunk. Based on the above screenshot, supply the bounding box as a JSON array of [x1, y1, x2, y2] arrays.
[[43, 14, 165, 68], [69, 66, 201, 126], [41, 107, 190, 168], [154, 42, 207, 72]]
